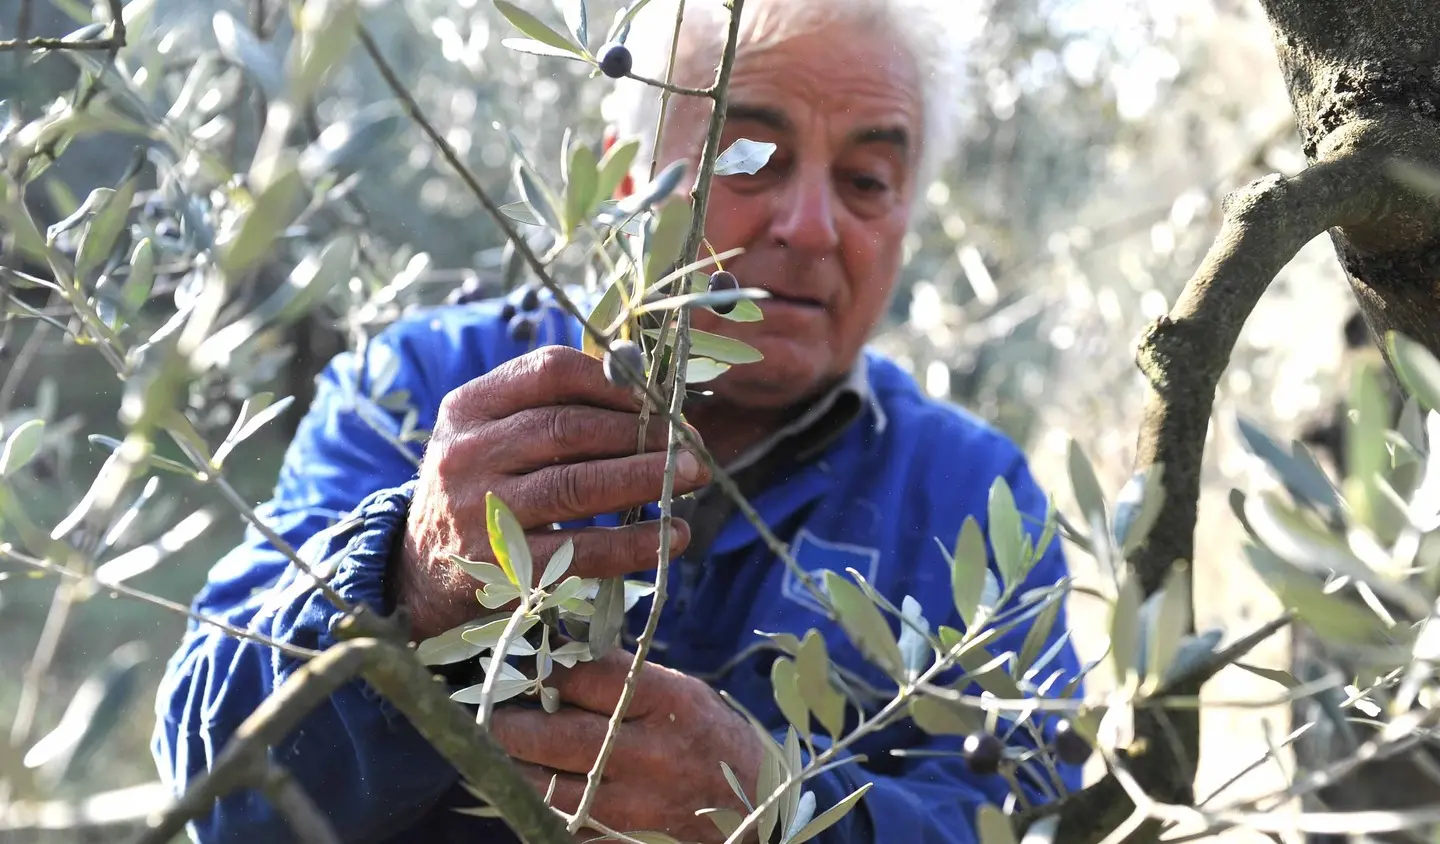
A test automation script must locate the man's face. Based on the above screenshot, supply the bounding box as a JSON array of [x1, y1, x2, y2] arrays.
[[653, 18, 924, 410]]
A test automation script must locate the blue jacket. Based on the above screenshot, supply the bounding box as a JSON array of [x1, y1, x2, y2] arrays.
[[152, 289, 1084, 844]]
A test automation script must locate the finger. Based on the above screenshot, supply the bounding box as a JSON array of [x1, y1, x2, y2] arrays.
[[547, 647, 675, 719], [506, 450, 711, 525], [485, 406, 679, 473], [491, 707, 616, 775], [445, 346, 644, 422]]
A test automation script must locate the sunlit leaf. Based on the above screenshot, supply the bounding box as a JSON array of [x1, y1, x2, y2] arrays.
[[594, 137, 640, 205], [1110, 573, 1142, 688], [795, 631, 845, 738], [823, 571, 903, 677], [1066, 437, 1108, 541], [516, 161, 563, 234], [600, 160, 687, 223], [643, 199, 692, 288], [299, 106, 405, 183], [987, 476, 1025, 586], [500, 37, 587, 59], [564, 142, 599, 234], [213, 11, 283, 97], [645, 327, 761, 364], [493, 0, 582, 56], [583, 279, 625, 360], [1016, 593, 1063, 676], [1142, 563, 1191, 688], [589, 575, 627, 658], [213, 396, 295, 467], [1112, 463, 1166, 553], [0, 419, 46, 477], [290, 0, 361, 103], [24, 641, 149, 785], [897, 595, 932, 677], [1236, 416, 1340, 513], [485, 491, 532, 589], [1244, 544, 1388, 644], [561, 0, 588, 48], [714, 139, 777, 176], [908, 696, 983, 736], [220, 164, 304, 280], [1388, 331, 1440, 414], [76, 175, 138, 282], [684, 358, 731, 384], [539, 539, 575, 589], [416, 621, 489, 666], [950, 516, 988, 629], [770, 657, 811, 741]]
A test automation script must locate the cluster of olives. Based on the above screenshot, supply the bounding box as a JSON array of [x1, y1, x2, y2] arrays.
[[962, 718, 1092, 776], [500, 284, 545, 343]]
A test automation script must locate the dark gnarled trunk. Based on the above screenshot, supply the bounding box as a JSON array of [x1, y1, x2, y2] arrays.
[[1259, 0, 1440, 834]]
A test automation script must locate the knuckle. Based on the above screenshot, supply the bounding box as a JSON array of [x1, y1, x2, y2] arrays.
[[555, 465, 588, 517], [544, 406, 583, 455], [531, 344, 584, 379]]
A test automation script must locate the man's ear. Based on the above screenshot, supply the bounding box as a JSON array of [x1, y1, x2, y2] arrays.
[[602, 124, 637, 200]]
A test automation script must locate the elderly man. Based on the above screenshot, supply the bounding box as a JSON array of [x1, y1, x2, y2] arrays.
[[152, 0, 1084, 841]]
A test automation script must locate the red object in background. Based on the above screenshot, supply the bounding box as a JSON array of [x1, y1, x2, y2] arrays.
[[602, 126, 636, 199]]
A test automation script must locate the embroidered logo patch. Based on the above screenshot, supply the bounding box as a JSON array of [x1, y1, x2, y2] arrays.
[[781, 528, 882, 615]]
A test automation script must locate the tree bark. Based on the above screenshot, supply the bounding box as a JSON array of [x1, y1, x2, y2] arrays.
[[1258, 0, 1440, 836], [1258, 0, 1440, 358]]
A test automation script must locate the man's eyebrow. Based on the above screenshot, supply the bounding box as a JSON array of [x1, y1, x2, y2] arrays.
[[726, 104, 910, 152], [725, 103, 790, 132], [851, 126, 909, 152]]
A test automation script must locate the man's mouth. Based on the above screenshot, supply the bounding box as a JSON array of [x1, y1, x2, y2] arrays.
[[757, 288, 825, 309]]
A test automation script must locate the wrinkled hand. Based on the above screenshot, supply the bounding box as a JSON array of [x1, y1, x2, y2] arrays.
[[396, 346, 711, 641], [491, 647, 765, 844]]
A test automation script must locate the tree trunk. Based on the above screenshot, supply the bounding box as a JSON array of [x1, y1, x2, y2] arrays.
[[1258, 0, 1440, 833], [1258, 0, 1440, 357]]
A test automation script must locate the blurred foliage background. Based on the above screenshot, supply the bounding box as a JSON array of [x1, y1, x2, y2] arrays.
[[0, 0, 1361, 839]]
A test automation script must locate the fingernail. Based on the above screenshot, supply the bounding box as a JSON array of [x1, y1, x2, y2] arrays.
[[678, 450, 703, 483]]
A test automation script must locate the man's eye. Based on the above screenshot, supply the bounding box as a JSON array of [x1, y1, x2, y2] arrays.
[[849, 174, 888, 193]]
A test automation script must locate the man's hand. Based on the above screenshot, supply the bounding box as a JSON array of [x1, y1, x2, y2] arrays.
[[491, 648, 766, 844], [396, 346, 711, 641]]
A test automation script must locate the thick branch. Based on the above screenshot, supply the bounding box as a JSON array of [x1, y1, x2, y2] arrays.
[[132, 632, 573, 844], [1049, 137, 1398, 844]]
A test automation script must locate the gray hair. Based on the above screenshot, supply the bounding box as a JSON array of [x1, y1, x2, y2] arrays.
[[598, 0, 982, 209]]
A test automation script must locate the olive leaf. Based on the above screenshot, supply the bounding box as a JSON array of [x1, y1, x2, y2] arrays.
[[484, 491, 532, 590], [76, 175, 138, 282], [908, 696, 983, 736], [493, 0, 583, 57], [1, 419, 46, 477], [685, 358, 731, 384], [594, 137, 640, 205], [563, 142, 599, 234], [795, 631, 846, 738], [515, 160, 563, 234], [539, 539, 575, 589], [786, 783, 872, 844], [1110, 572, 1143, 688], [949, 516, 989, 629], [416, 620, 488, 666], [1235, 416, 1341, 513], [987, 476, 1026, 587], [714, 139, 777, 176], [823, 571, 904, 678], [1389, 330, 1440, 414], [589, 576, 628, 658], [770, 657, 811, 741], [1067, 437, 1108, 537], [644, 327, 762, 364], [561, 0, 588, 49]]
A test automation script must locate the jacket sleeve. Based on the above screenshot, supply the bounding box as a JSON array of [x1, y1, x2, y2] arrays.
[[150, 324, 468, 844], [794, 454, 1086, 844]]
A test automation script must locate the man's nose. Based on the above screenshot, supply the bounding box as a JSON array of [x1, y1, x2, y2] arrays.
[[769, 164, 840, 254]]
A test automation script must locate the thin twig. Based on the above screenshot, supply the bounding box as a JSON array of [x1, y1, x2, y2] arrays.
[[7, 581, 78, 749], [476, 602, 531, 727], [624, 72, 712, 99], [0, 543, 321, 660]]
